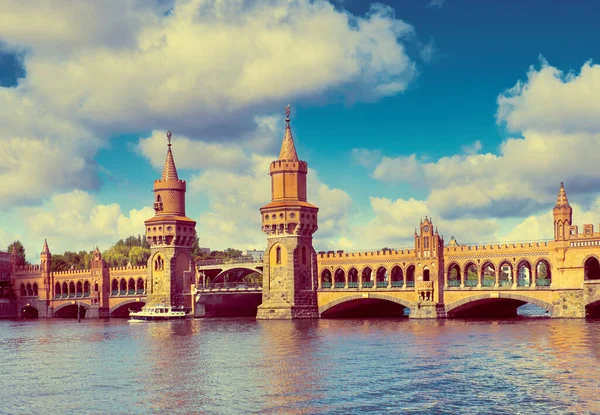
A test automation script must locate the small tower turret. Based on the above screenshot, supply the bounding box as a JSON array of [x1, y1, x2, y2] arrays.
[[553, 182, 572, 241]]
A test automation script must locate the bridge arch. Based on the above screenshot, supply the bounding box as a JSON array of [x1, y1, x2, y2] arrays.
[[446, 293, 553, 318], [54, 302, 90, 318], [21, 305, 39, 319], [110, 299, 145, 317], [320, 293, 412, 318], [212, 267, 264, 285]]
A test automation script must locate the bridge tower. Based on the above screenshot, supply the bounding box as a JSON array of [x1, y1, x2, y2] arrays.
[[256, 106, 320, 319], [411, 217, 446, 318], [144, 131, 197, 309], [553, 182, 572, 241]]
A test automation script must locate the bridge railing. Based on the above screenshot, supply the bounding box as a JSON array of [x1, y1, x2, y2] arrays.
[[197, 282, 262, 290], [196, 257, 261, 267]]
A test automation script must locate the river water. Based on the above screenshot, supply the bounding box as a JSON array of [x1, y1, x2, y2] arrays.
[[1, 316, 599, 415]]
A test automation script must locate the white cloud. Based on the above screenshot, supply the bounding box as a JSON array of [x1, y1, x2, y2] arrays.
[[17, 190, 154, 260], [428, 0, 445, 8], [367, 61, 600, 221], [351, 148, 382, 168], [497, 59, 600, 134]]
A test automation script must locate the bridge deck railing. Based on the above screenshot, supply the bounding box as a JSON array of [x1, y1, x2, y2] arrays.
[[197, 282, 262, 290], [196, 258, 261, 267]]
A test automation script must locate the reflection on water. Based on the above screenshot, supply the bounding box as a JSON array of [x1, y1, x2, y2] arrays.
[[0, 318, 599, 414]]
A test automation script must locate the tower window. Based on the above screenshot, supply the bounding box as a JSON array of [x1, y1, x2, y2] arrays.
[[302, 246, 307, 265], [276, 247, 282, 265], [424, 236, 429, 249]]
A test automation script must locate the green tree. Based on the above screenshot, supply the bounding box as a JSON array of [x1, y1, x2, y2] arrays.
[[50, 254, 69, 272], [7, 241, 27, 266], [129, 246, 151, 266]]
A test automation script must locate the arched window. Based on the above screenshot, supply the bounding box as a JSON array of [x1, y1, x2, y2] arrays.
[[376, 267, 388, 287], [585, 257, 600, 280], [33, 283, 38, 296], [362, 267, 373, 288], [62, 282, 68, 298], [26, 283, 33, 296], [128, 278, 135, 295], [137, 278, 144, 294], [334, 269, 345, 288], [20, 284, 26, 297], [76, 281, 83, 297], [302, 246, 307, 265], [391, 266, 403, 287], [120, 279, 127, 295], [111, 279, 119, 295], [424, 236, 429, 249], [536, 260, 551, 286], [157, 195, 162, 203], [517, 261, 532, 287], [276, 246, 281, 265], [321, 269, 332, 288], [406, 265, 416, 287], [55, 282, 61, 297], [84, 281, 90, 296], [69, 282, 75, 297], [423, 268, 430, 282], [348, 268, 359, 288]]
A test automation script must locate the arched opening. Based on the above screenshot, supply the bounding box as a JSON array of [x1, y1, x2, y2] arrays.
[[157, 195, 162, 203], [55, 304, 87, 319], [321, 269, 332, 288], [111, 279, 119, 295], [517, 261, 532, 287], [321, 298, 409, 318], [498, 262, 513, 287], [128, 278, 135, 295], [276, 246, 282, 265], [69, 282, 75, 297], [62, 282, 68, 298], [55, 282, 61, 298], [26, 283, 33, 296], [465, 263, 478, 287], [111, 301, 145, 318], [535, 260, 551, 286], [448, 296, 552, 318], [361, 267, 373, 288], [423, 268, 430, 282], [391, 266, 403, 287], [376, 267, 388, 288], [406, 265, 415, 287], [20, 284, 26, 297], [334, 269, 345, 288], [137, 278, 144, 294], [447, 263, 460, 287], [481, 262, 495, 287], [120, 279, 127, 295], [83, 281, 90, 296], [348, 268, 359, 288], [32, 283, 38, 296], [586, 300, 600, 318], [584, 257, 600, 280], [21, 306, 38, 319], [76, 281, 83, 297]]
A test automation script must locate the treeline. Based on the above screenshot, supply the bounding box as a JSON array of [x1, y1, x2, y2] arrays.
[[6, 237, 248, 273]]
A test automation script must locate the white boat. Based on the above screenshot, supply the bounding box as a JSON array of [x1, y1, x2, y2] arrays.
[[129, 304, 191, 321]]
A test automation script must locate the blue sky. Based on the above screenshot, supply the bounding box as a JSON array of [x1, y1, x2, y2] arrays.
[[1, 0, 600, 261]]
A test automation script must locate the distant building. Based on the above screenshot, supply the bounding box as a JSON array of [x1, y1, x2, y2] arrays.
[[199, 248, 210, 255], [243, 249, 264, 262]]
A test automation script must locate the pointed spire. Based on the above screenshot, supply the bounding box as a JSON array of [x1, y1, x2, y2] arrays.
[[278, 104, 299, 161], [161, 130, 179, 182], [41, 239, 50, 254], [555, 182, 570, 208]]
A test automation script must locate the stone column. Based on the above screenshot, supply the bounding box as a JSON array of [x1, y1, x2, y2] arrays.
[[477, 269, 482, 288], [531, 266, 537, 288], [494, 270, 499, 288], [460, 269, 465, 288], [403, 270, 407, 289], [512, 267, 517, 288], [444, 271, 448, 289]]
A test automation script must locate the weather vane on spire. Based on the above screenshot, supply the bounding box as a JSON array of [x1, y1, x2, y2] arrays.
[[285, 104, 291, 122], [166, 130, 172, 146]]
